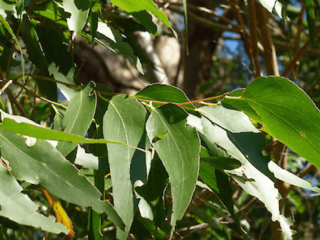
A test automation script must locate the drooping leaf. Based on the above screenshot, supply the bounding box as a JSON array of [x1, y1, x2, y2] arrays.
[[103, 95, 147, 240], [199, 162, 235, 216], [305, 0, 315, 45], [21, 14, 57, 100], [61, 0, 91, 33], [198, 105, 294, 239], [268, 161, 320, 193], [135, 84, 195, 111], [223, 76, 320, 171], [36, 25, 78, 100], [135, 156, 168, 227], [146, 104, 200, 230], [0, 164, 68, 234], [96, 22, 144, 74], [0, 129, 125, 230], [56, 82, 96, 156], [109, 0, 172, 29], [0, 14, 24, 77]]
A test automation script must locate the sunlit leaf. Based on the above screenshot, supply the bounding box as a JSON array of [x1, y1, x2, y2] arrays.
[[109, 0, 172, 29], [103, 95, 147, 240], [0, 164, 68, 234], [0, 129, 125, 229], [224, 76, 320, 171], [62, 0, 90, 33], [56, 82, 96, 156], [146, 104, 200, 231]]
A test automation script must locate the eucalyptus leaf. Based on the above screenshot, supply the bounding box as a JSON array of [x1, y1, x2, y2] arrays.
[[224, 76, 320, 171], [0, 164, 68, 234], [0, 129, 125, 229], [103, 95, 147, 240], [56, 82, 96, 156], [109, 0, 172, 29], [62, 0, 90, 33], [146, 104, 200, 230]]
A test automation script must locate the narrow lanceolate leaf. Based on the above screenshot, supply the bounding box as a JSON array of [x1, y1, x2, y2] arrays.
[[146, 104, 200, 229], [109, 0, 172, 29], [198, 105, 294, 239], [62, 0, 91, 33], [0, 130, 124, 230], [0, 164, 68, 234], [223, 76, 320, 171], [103, 95, 146, 240], [57, 82, 96, 156], [0, 118, 139, 150]]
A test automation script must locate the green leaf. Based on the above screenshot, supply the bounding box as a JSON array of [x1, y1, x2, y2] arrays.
[[146, 104, 200, 230], [21, 14, 47, 70], [201, 156, 241, 171], [131, 11, 157, 35], [199, 163, 235, 216], [109, 0, 172, 29], [0, 129, 124, 230], [56, 82, 96, 156], [135, 84, 195, 111], [103, 95, 147, 240], [199, 106, 294, 239], [0, 164, 68, 234], [0, 14, 24, 78], [268, 161, 320, 193], [36, 25, 78, 100], [135, 156, 168, 227], [305, 0, 315, 45], [182, 0, 188, 54], [62, 0, 91, 33], [224, 76, 320, 171], [96, 22, 144, 74], [0, 115, 142, 151]]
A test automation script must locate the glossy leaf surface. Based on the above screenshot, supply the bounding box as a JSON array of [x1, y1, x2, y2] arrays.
[[224, 76, 320, 170]]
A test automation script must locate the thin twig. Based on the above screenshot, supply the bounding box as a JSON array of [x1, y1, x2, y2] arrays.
[[255, 2, 279, 76], [0, 80, 13, 95], [282, 25, 320, 77]]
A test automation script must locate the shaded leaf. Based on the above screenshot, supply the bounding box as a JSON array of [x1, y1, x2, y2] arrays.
[[56, 82, 96, 156], [305, 0, 315, 45], [0, 129, 125, 229], [0, 164, 68, 234], [96, 22, 144, 73], [103, 95, 146, 240], [0, 15, 24, 77], [198, 105, 294, 239], [146, 104, 200, 230]]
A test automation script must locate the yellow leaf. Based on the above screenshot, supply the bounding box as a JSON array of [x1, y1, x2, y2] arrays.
[[41, 189, 75, 239]]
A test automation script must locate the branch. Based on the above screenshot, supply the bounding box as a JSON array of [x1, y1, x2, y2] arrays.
[[281, 25, 320, 77], [247, 0, 261, 77]]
